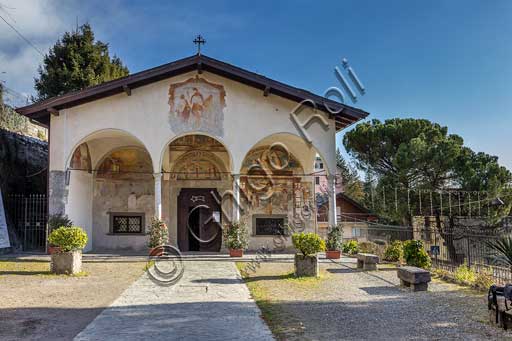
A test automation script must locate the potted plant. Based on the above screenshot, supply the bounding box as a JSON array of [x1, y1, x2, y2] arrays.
[[47, 214, 73, 254], [47, 226, 88, 274], [292, 232, 326, 277], [325, 225, 343, 259], [148, 218, 169, 256], [223, 220, 249, 257]]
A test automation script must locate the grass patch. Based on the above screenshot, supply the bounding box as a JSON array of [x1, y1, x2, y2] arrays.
[[236, 262, 306, 339], [0, 260, 88, 278]]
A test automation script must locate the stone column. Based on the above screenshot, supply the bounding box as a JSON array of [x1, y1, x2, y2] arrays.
[[153, 173, 162, 220], [327, 175, 337, 227], [233, 174, 241, 222]]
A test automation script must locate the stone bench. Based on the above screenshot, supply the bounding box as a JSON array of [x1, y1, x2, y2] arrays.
[[397, 266, 431, 292], [356, 253, 379, 271], [489, 294, 512, 330]]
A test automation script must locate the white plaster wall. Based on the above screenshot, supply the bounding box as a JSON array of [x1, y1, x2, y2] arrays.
[[66, 171, 93, 251], [50, 70, 337, 176]]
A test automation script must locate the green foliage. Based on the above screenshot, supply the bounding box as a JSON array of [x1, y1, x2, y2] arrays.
[[359, 241, 378, 254], [325, 225, 343, 251], [292, 232, 325, 256], [403, 240, 431, 269], [48, 214, 73, 232], [487, 237, 512, 270], [454, 263, 476, 284], [336, 149, 364, 201], [48, 226, 88, 252], [147, 218, 169, 248], [342, 240, 359, 255], [383, 240, 403, 262], [343, 118, 512, 221], [35, 23, 129, 100], [474, 268, 495, 291], [0, 84, 29, 133], [223, 220, 249, 250]]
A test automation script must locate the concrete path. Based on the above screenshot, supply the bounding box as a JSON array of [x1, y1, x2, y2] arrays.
[[74, 260, 274, 341]]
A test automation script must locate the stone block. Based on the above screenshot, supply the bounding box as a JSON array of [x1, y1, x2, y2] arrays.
[[397, 266, 431, 291], [356, 253, 379, 271], [294, 254, 319, 277], [51, 250, 82, 274]]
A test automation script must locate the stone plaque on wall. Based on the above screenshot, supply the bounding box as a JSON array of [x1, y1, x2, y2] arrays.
[[0, 188, 11, 249], [254, 215, 287, 236]]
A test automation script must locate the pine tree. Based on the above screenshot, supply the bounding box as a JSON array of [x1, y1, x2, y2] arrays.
[[35, 23, 129, 100]]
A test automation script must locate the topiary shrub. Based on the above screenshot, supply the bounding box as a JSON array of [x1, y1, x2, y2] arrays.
[[384, 240, 404, 262], [223, 220, 249, 250], [292, 232, 325, 256], [48, 226, 88, 252], [342, 240, 359, 255], [403, 240, 431, 269], [326, 225, 343, 251], [147, 218, 169, 248]]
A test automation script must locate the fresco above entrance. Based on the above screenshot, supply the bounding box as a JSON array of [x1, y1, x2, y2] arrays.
[[168, 76, 226, 137]]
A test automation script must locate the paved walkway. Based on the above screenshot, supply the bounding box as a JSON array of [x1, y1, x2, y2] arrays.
[[74, 260, 273, 341]]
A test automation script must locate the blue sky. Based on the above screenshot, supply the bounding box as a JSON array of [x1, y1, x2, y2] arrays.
[[1, 0, 511, 168]]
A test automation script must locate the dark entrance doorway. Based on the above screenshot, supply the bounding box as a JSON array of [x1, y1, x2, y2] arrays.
[[177, 188, 222, 252]]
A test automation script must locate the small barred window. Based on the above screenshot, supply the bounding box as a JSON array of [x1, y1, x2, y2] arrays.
[[110, 213, 144, 234]]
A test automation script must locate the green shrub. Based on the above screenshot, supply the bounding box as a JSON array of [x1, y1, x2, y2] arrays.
[[48, 226, 88, 252], [147, 218, 169, 248], [223, 220, 249, 250], [384, 240, 403, 262], [292, 232, 325, 256], [454, 263, 476, 284], [48, 214, 73, 231], [403, 240, 431, 269], [359, 241, 378, 254], [342, 240, 359, 255], [325, 225, 343, 251], [474, 268, 495, 291]]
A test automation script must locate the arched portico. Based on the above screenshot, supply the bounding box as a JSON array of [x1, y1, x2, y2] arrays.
[[65, 129, 155, 252]]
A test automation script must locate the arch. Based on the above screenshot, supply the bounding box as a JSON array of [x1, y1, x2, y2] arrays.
[[171, 150, 227, 180], [238, 132, 331, 176], [159, 132, 233, 174], [65, 128, 154, 174], [96, 147, 153, 180]]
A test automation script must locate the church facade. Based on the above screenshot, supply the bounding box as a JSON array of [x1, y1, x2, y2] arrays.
[[17, 54, 368, 252]]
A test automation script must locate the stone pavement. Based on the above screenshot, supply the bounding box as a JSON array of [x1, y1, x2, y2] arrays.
[[74, 259, 274, 341]]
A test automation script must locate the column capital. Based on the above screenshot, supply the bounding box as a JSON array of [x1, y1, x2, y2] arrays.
[[153, 172, 163, 181]]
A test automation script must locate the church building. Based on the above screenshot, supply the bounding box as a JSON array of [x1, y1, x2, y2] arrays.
[[16, 53, 368, 252]]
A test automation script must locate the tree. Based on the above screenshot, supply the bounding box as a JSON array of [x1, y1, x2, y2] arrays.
[[0, 84, 28, 132], [35, 23, 129, 100], [336, 148, 364, 201], [343, 118, 512, 221]]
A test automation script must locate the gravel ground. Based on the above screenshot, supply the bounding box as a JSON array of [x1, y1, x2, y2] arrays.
[[240, 257, 512, 340], [0, 255, 146, 341]]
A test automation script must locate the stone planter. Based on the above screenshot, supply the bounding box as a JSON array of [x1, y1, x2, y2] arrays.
[[326, 250, 341, 259], [51, 250, 82, 275], [229, 249, 243, 257], [294, 254, 319, 277]]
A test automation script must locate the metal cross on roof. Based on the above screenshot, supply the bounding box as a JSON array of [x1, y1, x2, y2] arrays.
[[193, 35, 206, 55]]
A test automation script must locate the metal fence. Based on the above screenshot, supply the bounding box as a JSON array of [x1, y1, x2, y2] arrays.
[[343, 217, 512, 285], [4, 194, 47, 251]]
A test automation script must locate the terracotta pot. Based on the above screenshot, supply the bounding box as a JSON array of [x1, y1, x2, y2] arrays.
[[229, 249, 243, 257], [149, 247, 164, 257], [326, 250, 341, 259], [48, 246, 61, 255]]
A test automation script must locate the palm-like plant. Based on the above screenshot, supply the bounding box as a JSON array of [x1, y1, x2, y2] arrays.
[[487, 237, 512, 270]]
